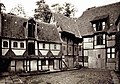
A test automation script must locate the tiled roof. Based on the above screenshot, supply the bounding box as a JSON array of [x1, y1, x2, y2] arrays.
[[2, 13, 27, 38], [77, 2, 120, 36], [37, 21, 61, 42], [1, 13, 61, 42], [52, 13, 81, 38]]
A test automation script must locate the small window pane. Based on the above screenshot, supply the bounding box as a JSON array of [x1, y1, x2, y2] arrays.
[[49, 60, 53, 65], [3, 41, 8, 47], [107, 48, 110, 53], [112, 54, 115, 58], [84, 50, 88, 56], [11, 61, 15, 66], [54, 44, 56, 49], [43, 44, 45, 49], [13, 42, 18, 47], [38, 61, 41, 65], [102, 22, 105, 26], [41, 60, 46, 65], [112, 48, 115, 52], [107, 54, 110, 58], [93, 24, 96, 27], [69, 47, 72, 51], [20, 43, 24, 48]]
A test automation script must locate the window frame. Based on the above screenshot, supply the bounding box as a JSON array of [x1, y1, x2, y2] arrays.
[[92, 21, 106, 31], [41, 60, 46, 66], [3, 41, 8, 48], [13, 42, 18, 48], [43, 43, 45, 49], [54, 44, 56, 49], [107, 47, 115, 59], [20, 42, 24, 48]]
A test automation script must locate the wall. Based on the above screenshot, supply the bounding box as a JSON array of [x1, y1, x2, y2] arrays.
[[88, 49, 106, 69]]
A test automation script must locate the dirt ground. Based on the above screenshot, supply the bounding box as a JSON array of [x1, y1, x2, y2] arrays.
[[0, 68, 114, 84], [20, 68, 113, 84]]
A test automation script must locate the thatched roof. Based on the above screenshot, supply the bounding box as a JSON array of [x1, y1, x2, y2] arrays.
[[2, 13, 27, 38], [1, 13, 61, 42], [52, 13, 81, 38], [77, 2, 120, 36], [37, 22, 61, 42]]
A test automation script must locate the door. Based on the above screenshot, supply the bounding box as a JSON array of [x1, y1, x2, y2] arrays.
[[28, 42, 35, 55]]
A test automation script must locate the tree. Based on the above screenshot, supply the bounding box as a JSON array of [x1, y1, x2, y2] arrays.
[[34, 0, 52, 23], [51, 3, 63, 14], [63, 2, 76, 17], [51, 2, 76, 17], [10, 4, 26, 17], [0, 3, 6, 13]]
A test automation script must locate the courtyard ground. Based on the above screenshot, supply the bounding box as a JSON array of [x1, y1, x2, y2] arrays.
[[0, 68, 116, 84]]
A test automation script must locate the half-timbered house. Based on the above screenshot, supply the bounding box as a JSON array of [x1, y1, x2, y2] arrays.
[[77, 2, 120, 70], [50, 13, 82, 68], [0, 13, 63, 73]]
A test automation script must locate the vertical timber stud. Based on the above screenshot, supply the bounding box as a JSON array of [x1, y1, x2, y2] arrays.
[[41, 60, 42, 70], [105, 34, 107, 68], [37, 59, 39, 71], [0, 13, 2, 56], [73, 42, 74, 67], [0, 11, 2, 36], [29, 59, 31, 72], [0, 37, 2, 56], [82, 42, 84, 67], [59, 59, 61, 69]]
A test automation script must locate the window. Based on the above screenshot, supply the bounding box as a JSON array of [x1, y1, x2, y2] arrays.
[[3, 41, 8, 47], [107, 48, 115, 58], [96, 22, 102, 31], [49, 60, 53, 65], [13, 42, 18, 47], [28, 42, 35, 55], [102, 22, 105, 30], [93, 24, 96, 31], [69, 46, 72, 51], [93, 21, 106, 31], [20, 43, 24, 48], [54, 44, 56, 49], [43, 44, 45, 49], [79, 46, 81, 51], [41, 60, 46, 66], [97, 34, 103, 45], [28, 19, 36, 38], [98, 54, 101, 58]]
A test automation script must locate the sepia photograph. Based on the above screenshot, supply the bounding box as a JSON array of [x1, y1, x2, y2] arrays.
[[0, 0, 120, 84]]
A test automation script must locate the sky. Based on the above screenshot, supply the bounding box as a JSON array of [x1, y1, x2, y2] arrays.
[[1, 0, 120, 18]]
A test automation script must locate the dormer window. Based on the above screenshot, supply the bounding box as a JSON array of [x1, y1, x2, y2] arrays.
[[91, 15, 108, 31], [93, 21, 106, 31], [28, 19, 36, 38]]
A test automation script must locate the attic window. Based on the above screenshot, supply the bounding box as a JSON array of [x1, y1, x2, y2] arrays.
[[43, 44, 45, 49], [4, 20, 7, 22], [54, 44, 56, 49], [20, 43, 24, 48], [28, 19, 36, 38], [13, 42, 18, 48], [3, 41, 8, 47], [92, 21, 106, 31]]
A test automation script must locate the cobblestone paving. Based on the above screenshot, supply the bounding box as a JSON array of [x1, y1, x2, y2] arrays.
[[0, 68, 114, 84], [22, 68, 113, 84]]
